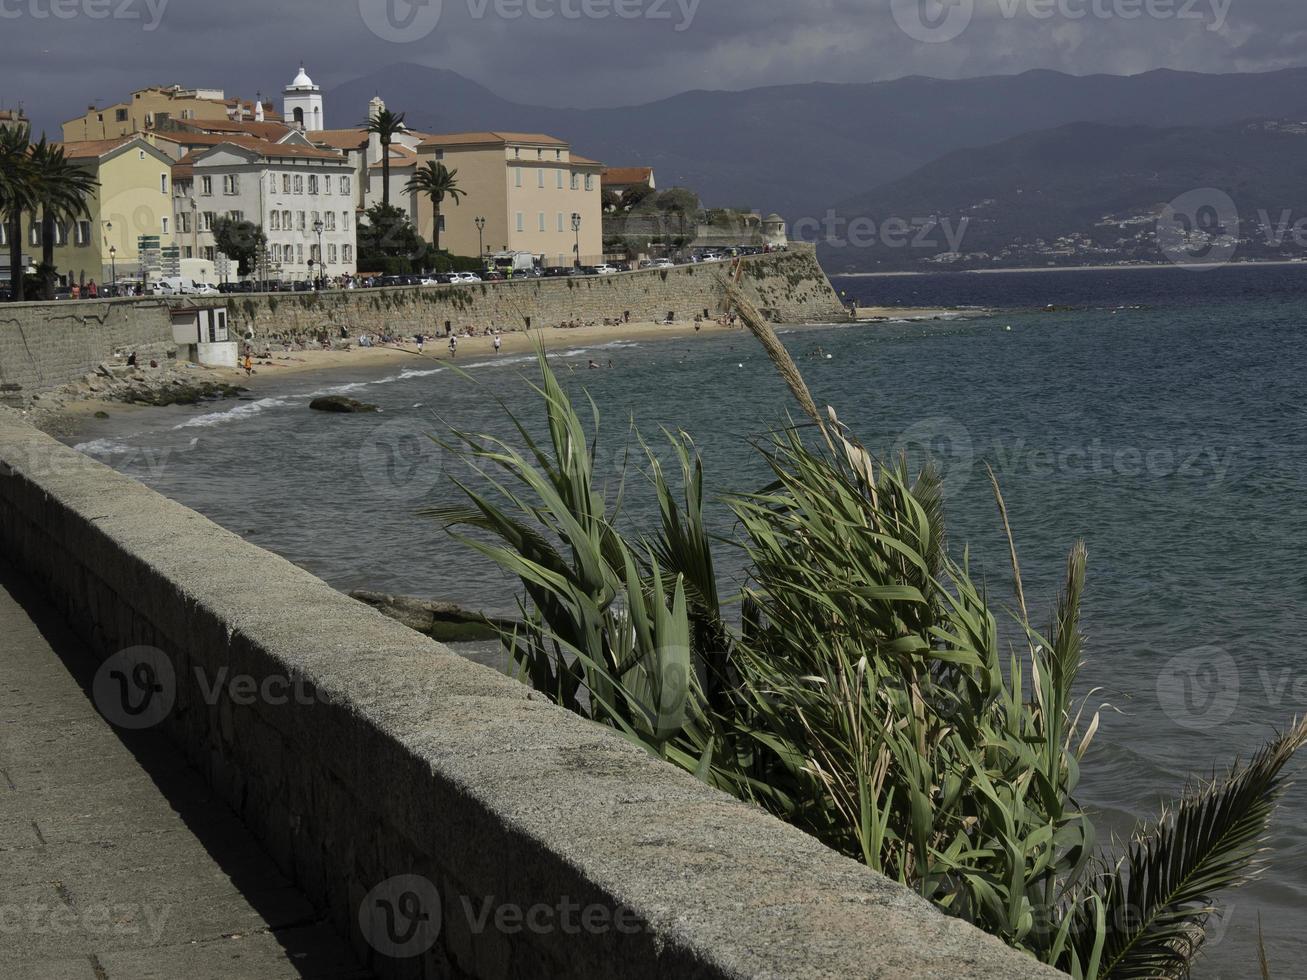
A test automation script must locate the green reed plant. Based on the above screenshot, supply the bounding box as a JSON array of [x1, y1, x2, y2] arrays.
[[426, 295, 1305, 978]]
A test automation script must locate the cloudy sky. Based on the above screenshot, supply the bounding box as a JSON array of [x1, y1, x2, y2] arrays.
[[4, 0, 1306, 136]]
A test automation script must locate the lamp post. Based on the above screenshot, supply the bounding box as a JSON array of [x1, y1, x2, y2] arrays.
[[474, 216, 486, 264], [313, 219, 325, 288], [109, 246, 117, 290], [571, 212, 582, 269]]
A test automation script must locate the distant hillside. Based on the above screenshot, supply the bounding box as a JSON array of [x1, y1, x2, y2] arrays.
[[326, 65, 1307, 221], [822, 119, 1307, 272]]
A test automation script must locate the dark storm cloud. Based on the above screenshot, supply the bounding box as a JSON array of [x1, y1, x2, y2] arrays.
[[3, 0, 1306, 135]]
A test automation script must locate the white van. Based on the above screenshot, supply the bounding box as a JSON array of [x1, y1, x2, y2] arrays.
[[152, 277, 204, 296]]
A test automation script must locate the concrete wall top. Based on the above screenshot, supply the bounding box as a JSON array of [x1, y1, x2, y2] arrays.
[[0, 413, 1062, 979]]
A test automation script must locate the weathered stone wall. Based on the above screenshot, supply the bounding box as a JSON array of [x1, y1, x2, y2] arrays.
[[222, 246, 846, 342], [0, 413, 1062, 980], [0, 299, 174, 398], [0, 249, 844, 398]]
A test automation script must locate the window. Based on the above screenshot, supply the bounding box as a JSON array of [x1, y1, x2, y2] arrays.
[[222, 174, 239, 195], [515, 212, 524, 232], [269, 212, 280, 231], [293, 175, 303, 194], [557, 169, 563, 189], [341, 175, 351, 195], [296, 244, 303, 263], [557, 213, 565, 233], [52, 222, 67, 246], [342, 210, 350, 229], [115, 108, 128, 122], [183, 246, 193, 258], [308, 175, 319, 195], [200, 176, 212, 196], [311, 210, 319, 227], [160, 174, 168, 194], [283, 174, 291, 194], [161, 217, 169, 235], [28, 225, 40, 247], [201, 211, 215, 231], [269, 173, 278, 193], [178, 212, 190, 233], [203, 246, 215, 261], [310, 244, 320, 263], [537, 149, 543, 160], [538, 169, 544, 189], [538, 212, 546, 232], [227, 211, 242, 223], [324, 212, 336, 231], [514, 147, 521, 158], [283, 210, 292, 229], [328, 243, 337, 263], [556, 150, 562, 161], [570, 173, 578, 191], [324, 175, 331, 194], [584, 174, 593, 192], [76, 220, 91, 245], [342, 244, 352, 262], [433, 149, 444, 161], [515, 168, 522, 188]]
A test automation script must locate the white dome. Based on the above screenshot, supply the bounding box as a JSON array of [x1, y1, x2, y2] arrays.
[[289, 64, 316, 89]]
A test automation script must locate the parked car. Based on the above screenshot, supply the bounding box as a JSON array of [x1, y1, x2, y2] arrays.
[[541, 267, 571, 278], [451, 271, 482, 284], [650, 258, 675, 269], [481, 269, 505, 282], [592, 264, 618, 275]]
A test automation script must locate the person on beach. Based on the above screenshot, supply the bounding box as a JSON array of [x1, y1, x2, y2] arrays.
[[87, 280, 98, 299], [415, 334, 424, 354], [494, 332, 502, 355], [449, 335, 458, 358], [243, 352, 254, 376]]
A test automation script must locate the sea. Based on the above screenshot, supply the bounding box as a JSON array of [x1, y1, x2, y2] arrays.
[[68, 263, 1307, 977]]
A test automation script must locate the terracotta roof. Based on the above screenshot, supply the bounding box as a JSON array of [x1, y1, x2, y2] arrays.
[[602, 166, 654, 186], [54, 137, 144, 160], [418, 131, 568, 148], [189, 140, 347, 164], [173, 118, 293, 141], [313, 128, 370, 150], [152, 132, 271, 151], [571, 154, 605, 167], [368, 145, 418, 169]]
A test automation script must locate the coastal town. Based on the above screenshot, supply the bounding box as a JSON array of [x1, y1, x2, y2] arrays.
[[0, 67, 789, 301]]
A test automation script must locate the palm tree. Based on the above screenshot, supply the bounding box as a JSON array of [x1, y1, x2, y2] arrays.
[[404, 161, 465, 255], [29, 138, 98, 300], [0, 123, 34, 301], [362, 108, 406, 208]]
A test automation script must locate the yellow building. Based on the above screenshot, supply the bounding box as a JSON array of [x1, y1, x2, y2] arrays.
[[61, 86, 274, 142], [3, 137, 177, 287], [413, 133, 604, 267]]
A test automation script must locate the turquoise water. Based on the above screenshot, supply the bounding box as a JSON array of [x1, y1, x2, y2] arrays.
[[71, 267, 1307, 976]]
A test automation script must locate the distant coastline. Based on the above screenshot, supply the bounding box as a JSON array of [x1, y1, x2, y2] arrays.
[[833, 259, 1307, 278]]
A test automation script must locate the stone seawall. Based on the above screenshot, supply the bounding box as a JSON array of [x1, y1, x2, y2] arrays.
[[224, 247, 846, 341], [0, 413, 1061, 980], [0, 299, 173, 398], [0, 249, 844, 399]]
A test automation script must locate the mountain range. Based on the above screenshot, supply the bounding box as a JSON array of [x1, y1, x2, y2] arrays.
[[327, 63, 1307, 234]]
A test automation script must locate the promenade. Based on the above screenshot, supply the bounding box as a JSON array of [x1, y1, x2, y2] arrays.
[[0, 562, 369, 979]]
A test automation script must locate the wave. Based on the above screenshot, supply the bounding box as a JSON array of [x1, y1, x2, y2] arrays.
[[73, 438, 136, 456], [173, 397, 294, 430]]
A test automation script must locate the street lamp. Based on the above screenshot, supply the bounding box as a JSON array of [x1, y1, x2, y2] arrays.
[[313, 219, 325, 288], [571, 212, 582, 269], [474, 216, 486, 262], [109, 246, 117, 288]]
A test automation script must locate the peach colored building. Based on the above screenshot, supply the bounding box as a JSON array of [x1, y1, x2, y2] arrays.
[[414, 133, 604, 267]]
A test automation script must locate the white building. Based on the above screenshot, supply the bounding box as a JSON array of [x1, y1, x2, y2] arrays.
[[172, 136, 357, 283], [283, 64, 324, 133]]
